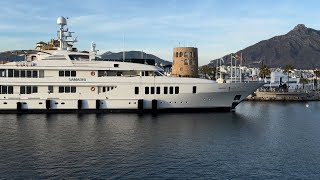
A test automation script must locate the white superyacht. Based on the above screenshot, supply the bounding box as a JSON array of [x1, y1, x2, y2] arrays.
[[0, 17, 263, 113]]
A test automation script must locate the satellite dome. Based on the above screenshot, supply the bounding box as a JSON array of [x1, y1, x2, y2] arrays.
[[57, 16, 67, 26]]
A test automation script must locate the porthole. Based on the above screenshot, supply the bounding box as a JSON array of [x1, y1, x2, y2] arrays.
[[61, 102, 65, 105], [169, 102, 171, 103], [23, 102, 27, 104], [55, 102, 58, 104], [174, 102, 176, 103], [4, 102, 7, 104], [181, 102, 183, 103], [39, 102, 43, 105], [129, 102, 131, 104], [134, 102, 136, 104]]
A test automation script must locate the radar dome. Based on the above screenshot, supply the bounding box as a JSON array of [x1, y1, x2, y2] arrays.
[[57, 16, 67, 25]]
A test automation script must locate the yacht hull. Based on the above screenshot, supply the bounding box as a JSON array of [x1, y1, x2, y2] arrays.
[[0, 82, 263, 114]]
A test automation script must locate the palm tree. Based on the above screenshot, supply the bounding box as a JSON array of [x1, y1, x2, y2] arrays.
[[283, 64, 293, 83], [259, 64, 271, 79], [314, 70, 320, 90], [299, 78, 309, 90]]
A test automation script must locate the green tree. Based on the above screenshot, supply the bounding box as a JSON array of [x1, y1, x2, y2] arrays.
[[314, 70, 320, 79], [199, 65, 216, 79], [259, 64, 271, 78]]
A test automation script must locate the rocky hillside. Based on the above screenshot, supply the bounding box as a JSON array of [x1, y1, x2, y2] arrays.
[[211, 24, 320, 69], [100, 51, 171, 65]]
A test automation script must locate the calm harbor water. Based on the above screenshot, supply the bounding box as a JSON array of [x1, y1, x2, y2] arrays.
[[1, 101, 320, 179]]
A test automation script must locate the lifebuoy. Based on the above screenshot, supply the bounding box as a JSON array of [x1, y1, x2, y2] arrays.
[[91, 87, 95, 91], [91, 71, 95, 76]]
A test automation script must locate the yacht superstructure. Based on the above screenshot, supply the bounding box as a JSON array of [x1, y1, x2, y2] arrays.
[[0, 17, 264, 113]]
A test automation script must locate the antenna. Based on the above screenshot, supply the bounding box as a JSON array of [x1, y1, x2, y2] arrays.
[[123, 34, 125, 62]]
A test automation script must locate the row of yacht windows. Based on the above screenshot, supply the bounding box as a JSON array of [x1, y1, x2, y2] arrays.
[[0, 85, 14, 94], [101, 86, 116, 92], [20, 86, 38, 94], [0, 86, 76, 94], [58, 86, 77, 93], [134, 86, 180, 95], [0, 69, 159, 78], [135, 86, 197, 94], [59, 71, 77, 77], [0, 69, 43, 78]]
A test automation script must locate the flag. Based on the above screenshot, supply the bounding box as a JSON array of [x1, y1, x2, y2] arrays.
[[231, 53, 241, 60]]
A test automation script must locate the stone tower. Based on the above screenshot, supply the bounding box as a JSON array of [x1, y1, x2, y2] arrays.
[[172, 47, 198, 77]]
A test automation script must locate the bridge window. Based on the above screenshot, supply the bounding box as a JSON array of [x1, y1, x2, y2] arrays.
[[8, 69, 13, 77], [135, 87, 139, 94], [0, 69, 6, 77]]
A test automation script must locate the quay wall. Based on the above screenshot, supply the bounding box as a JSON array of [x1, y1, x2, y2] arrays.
[[246, 91, 320, 101]]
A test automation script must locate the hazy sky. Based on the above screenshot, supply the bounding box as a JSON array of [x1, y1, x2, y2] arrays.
[[0, 0, 319, 65]]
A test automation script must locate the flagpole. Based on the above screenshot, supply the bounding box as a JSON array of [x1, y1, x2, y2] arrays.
[[235, 54, 237, 83], [240, 52, 242, 82], [216, 59, 218, 80], [219, 58, 221, 79], [230, 54, 233, 83], [220, 58, 223, 79]]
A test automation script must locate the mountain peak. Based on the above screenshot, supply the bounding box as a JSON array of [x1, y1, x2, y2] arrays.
[[210, 24, 320, 69], [293, 24, 307, 31]]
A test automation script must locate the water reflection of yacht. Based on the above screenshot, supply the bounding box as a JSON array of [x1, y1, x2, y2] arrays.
[[0, 17, 264, 113]]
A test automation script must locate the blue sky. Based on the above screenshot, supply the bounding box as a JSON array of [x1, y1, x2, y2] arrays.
[[0, 0, 319, 65]]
